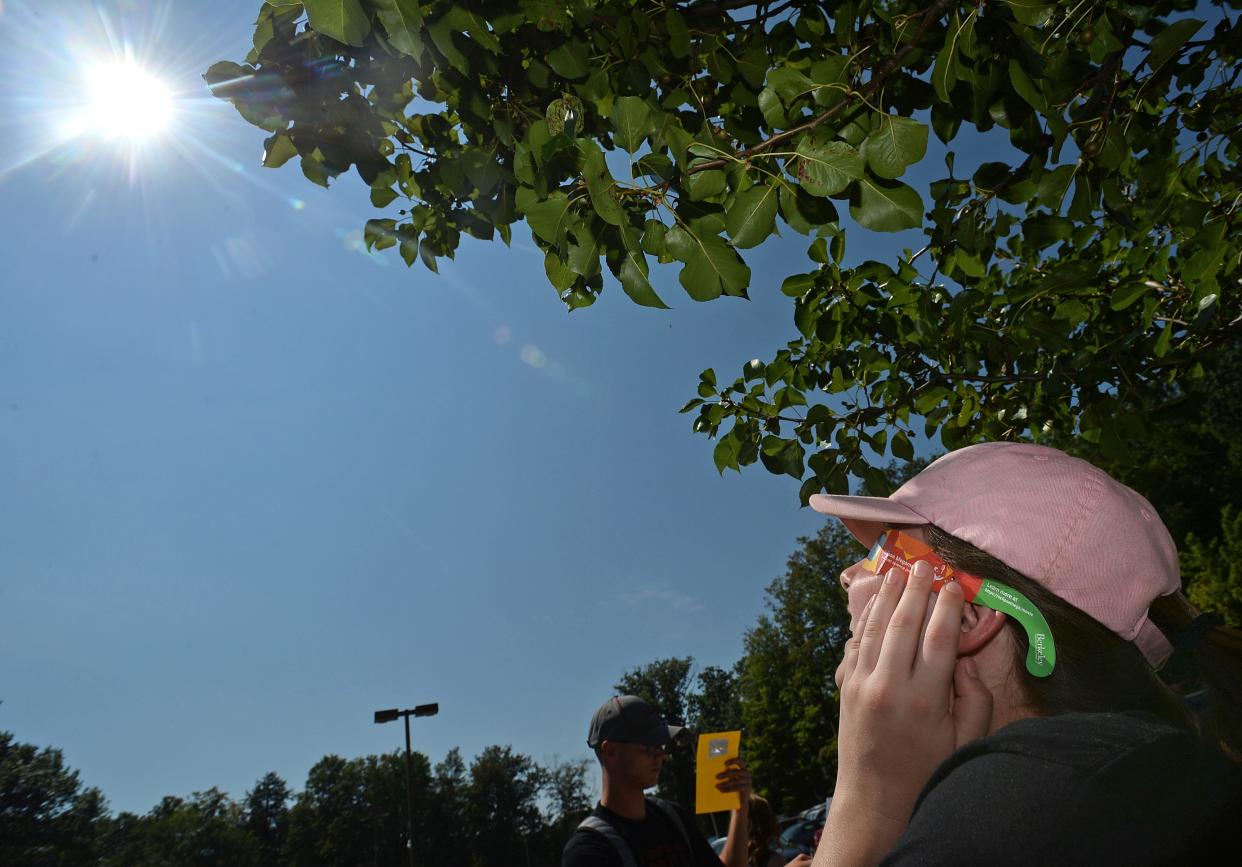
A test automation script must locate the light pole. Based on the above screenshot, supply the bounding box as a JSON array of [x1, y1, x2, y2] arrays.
[[374, 702, 439, 867]]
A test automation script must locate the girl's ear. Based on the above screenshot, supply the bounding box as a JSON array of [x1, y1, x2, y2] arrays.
[[958, 605, 1008, 655]]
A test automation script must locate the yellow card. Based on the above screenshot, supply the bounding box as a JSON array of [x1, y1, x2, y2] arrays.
[[695, 730, 741, 814]]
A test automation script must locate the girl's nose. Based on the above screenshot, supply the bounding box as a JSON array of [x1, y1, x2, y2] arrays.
[[839, 559, 866, 590]]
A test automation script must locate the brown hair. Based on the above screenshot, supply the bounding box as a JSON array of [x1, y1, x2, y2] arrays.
[[747, 793, 780, 867], [925, 525, 1242, 760]]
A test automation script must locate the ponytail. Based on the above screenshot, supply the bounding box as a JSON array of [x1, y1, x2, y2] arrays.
[[1150, 593, 1242, 761]]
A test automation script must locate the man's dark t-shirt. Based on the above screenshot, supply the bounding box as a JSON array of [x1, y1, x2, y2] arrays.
[[562, 799, 723, 867], [881, 711, 1242, 865]]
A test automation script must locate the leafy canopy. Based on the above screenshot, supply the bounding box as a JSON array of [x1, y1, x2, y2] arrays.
[[208, 0, 1242, 500]]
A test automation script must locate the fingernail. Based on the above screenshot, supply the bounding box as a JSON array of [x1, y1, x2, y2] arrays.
[[964, 658, 977, 676], [912, 560, 932, 578], [884, 567, 900, 585], [943, 579, 962, 595]]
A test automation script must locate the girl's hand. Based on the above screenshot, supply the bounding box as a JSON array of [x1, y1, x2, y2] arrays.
[[815, 559, 993, 866]]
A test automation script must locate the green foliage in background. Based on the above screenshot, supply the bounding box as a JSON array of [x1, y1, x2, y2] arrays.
[[737, 521, 855, 815], [0, 732, 589, 867], [208, 0, 1242, 499]]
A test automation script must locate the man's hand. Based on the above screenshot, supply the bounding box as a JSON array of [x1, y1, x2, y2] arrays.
[[785, 856, 812, 867], [718, 757, 752, 867], [715, 756, 752, 800]]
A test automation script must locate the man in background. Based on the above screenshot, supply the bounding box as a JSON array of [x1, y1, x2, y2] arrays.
[[561, 694, 752, 867]]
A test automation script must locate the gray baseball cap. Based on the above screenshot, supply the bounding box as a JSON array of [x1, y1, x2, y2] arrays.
[[586, 695, 685, 749]]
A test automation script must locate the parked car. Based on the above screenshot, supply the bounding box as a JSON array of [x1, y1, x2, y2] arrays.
[[778, 798, 831, 856], [710, 834, 805, 862]]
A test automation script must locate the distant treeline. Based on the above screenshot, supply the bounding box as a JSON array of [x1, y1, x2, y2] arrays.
[[1, 732, 593, 866]]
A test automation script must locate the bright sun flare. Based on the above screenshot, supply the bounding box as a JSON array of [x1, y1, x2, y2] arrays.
[[74, 60, 174, 142]]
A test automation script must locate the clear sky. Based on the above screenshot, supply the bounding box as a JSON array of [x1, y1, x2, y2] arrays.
[[0, 0, 932, 815]]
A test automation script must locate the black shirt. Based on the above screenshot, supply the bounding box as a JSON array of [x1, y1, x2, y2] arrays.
[[562, 799, 723, 867], [881, 711, 1242, 865]]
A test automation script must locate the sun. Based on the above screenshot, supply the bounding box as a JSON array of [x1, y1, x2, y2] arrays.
[[72, 59, 175, 142]]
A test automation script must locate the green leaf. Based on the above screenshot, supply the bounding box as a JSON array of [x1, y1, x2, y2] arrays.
[[547, 41, 589, 79], [460, 148, 502, 195], [1008, 60, 1047, 114], [427, 17, 469, 73], [545, 251, 576, 291], [203, 61, 251, 91], [861, 116, 928, 180], [794, 139, 863, 197], [441, 7, 501, 53], [714, 432, 741, 474], [1002, 0, 1052, 27], [579, 140, 626, 226], [370, 185, 398, 208], [303, 0, 370, 47], [397, 227, 418, 266], [781, 273, 817, 297], [1154, 323, 1172, 357], [262, 133, 298, 168], [364, 218, 397, 251], [779, 184, 839, 234], [1148, 18, 1203, 72], [932, 29, 959, 103], [737, 42, 769, 89], [666, 226, 751, 301], [545, 96, 584, 138], [618, 253, 667, 309], [610, 97, 653, 153], [641, 220, 668, 257], [851, 178, 924, 232], [566, 220, 602, 277], [767, 67, 815, 105], [1036, 165, 1075, 209], [725, 184, 779, 249], [1109, 282, 1148, 311], [687, 167, 727, 201], [371, 0, 424, 60], [665, 9, 695, 57], [665, 10, 690, 58], [522, 191, 573, 244], [891, 430, 914, 461]]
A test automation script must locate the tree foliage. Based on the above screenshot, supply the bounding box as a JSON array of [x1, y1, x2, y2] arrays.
[[0, 730, 590, 867], [208, 0, 1242, 500], [0, 731, 107, 866], [737, 521, 854, 815]]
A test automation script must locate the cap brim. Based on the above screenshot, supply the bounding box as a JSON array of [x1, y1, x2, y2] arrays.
[[808, 494, 925, 547]]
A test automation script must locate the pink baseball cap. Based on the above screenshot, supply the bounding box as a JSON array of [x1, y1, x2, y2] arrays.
[[809, 442, 1181, 667]]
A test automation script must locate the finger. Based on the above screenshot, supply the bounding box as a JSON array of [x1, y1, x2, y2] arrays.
[[914, 576, 966, 689], [951, 657, 993, 748], [835, 594, 874, 688], [874, 559, 936, 676], [856, 565, 907, 673]]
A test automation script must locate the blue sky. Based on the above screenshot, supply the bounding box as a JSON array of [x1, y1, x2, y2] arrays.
[[0, 0, 948, 814]]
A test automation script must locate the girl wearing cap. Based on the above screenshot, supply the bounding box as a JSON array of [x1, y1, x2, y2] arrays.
[[805, 442, 1242, 866]]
